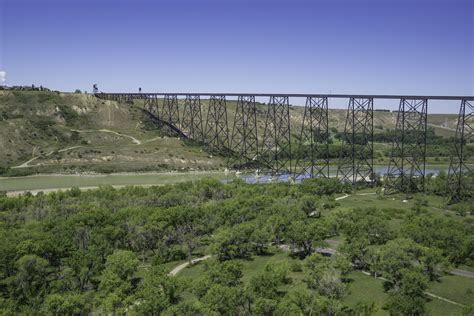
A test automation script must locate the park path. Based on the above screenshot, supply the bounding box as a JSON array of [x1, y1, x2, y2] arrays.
[[168, 255, 212, 276], [450, 268, 474, 278], [335, 192, 376, 201]]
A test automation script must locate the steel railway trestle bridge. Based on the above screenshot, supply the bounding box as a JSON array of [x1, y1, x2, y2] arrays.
[[93, 86, 473, 203]]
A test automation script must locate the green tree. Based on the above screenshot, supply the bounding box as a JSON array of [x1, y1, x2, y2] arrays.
[[202, 284, 246, 315], [13, 255, 50, 306], [43, 293, 86, 316], [162, 299, 209, 316], [133, 266, 181, 315], [97, 250, 139, 313], [213, 224, 253, 261], [300, 195, 320, 217], [385, 269, 428, 315], [195, 260, 243, 298], [248, 264, 288, 300], [317, 269, 346, 299], [253, 297, 278, 315], [379, 239, 418, 287], [285, 219, 329, 258]]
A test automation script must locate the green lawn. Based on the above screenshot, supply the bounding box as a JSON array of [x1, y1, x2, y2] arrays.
[[335, 191, 472, 228], [428, 275, 474, 306], [344, 272, 388, 315], [0, 171, 228, 192], [344, 272, 467, 316]]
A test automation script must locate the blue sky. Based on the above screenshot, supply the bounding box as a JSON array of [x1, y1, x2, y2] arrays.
[[1, 0, 473, 112]]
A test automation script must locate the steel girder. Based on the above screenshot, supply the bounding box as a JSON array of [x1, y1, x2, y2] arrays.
[[337, 98, 374, 185], [385, 98, 428, 195], [447, 99, 473, 203], [228, 96, 259, 169], [260, 96, 292, 175], [204, 95, 229, 151], [295, 97, 330, 179], [181, 95, 204, 142]]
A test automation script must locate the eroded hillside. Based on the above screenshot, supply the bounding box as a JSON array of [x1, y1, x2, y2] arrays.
[[0, 91, 223, 175]]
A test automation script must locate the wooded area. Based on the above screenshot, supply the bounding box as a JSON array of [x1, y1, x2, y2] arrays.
[[0, 177, 472, 315]]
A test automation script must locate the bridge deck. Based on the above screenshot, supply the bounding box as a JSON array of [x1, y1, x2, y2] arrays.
[[95, 92, 473, 101]]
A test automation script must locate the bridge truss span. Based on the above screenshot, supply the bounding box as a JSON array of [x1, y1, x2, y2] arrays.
[[94, 89, 474, 198]]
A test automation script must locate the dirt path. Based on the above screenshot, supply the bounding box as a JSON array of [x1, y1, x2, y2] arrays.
[[12, 145, 84, 169], [11, 127, 151, 169], [335, 192, 376, 201], [427, 123, 456, 132], [169, 255, 212, 276], [12, 156, 40, 169], [450, 268, 474, 278], [71, 128, 142, 144], [335, 194, 350, 201]]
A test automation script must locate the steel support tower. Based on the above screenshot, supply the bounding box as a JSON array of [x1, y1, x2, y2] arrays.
[[229, 95, 259, 169], [295, 96, 330, 179], [204, 95, 229, 152], [181, 95, 204, 142], [337, 98, 374, 185], [385, 98, 428, 195], [144, 95, 160, 118], [447, 99, 473, 203], [162, 94, 180, 128], [260, 96, 292, 175]]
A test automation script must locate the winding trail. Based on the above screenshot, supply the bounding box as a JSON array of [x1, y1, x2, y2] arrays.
[[12, 145, 84, 169], [13, 156, 40, 169], [335, 194, 350, 201], [71, 128, 142, 144], [168, 255, 212, 276]]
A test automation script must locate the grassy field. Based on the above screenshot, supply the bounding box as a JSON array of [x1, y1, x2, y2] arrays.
[[343, 271, 467, 316], [0, 171, 228, 193], [0, 163, 453, 194]]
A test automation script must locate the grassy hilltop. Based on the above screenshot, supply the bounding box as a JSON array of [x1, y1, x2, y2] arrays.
[[0, 91, 460, 176]]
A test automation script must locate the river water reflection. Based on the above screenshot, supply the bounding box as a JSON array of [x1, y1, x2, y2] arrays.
[[235, 165, 448, 184]]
